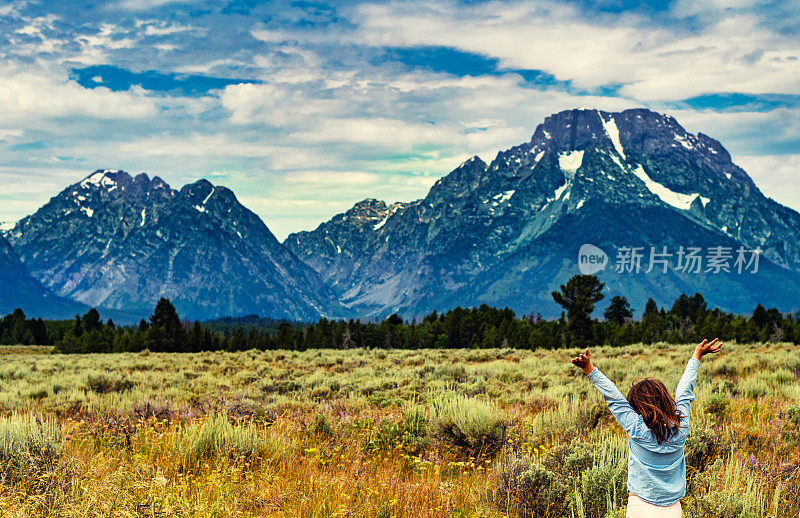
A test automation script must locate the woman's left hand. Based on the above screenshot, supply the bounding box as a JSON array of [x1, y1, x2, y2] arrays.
[[570, 347, 595, 375]]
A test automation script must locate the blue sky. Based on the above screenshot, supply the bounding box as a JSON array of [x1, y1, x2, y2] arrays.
[[1, 0, 798, 239]]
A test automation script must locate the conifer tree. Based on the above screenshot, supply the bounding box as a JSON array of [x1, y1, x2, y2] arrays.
[[552, 274, 605, 345]]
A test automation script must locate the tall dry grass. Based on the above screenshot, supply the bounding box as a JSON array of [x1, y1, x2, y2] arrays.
[[0, 343, 797, 516]]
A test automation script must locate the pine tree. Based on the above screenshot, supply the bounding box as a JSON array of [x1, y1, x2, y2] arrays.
[[72, 314, 83, 337], [751, 303, 768, 329], [147, 298, 186, 352], [83, 308, 102, 332], [643, 298, 658, 320], [603, 295, 633, 325], [552, 274, 605, 346]]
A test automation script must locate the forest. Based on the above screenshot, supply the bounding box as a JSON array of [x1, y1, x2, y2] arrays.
[[1, 275, 795, 353]]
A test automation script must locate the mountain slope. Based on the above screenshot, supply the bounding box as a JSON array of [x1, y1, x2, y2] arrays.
[[285, 108, 800, 317], [6, 170, 342, 320], [0, 235, 85, 318]]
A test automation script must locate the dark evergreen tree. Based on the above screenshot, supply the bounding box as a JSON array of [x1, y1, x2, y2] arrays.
[[72, 314, 83, 337], [604, 295, 634, 325], [83, 308, 102, 332], [552, 274, 605, 345], [643, 298, 658, 320], [147, 298, 186, 352], [386, 313, 404, 326], [751, 303, 768, 328]]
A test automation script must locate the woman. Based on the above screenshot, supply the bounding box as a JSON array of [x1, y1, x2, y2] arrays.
[[570, 338, 723, 517]]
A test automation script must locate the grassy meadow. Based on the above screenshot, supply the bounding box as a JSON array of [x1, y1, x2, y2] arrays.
[[0, 343, 799, 517]]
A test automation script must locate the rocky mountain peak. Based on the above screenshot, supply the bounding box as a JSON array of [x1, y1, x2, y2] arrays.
[[179, 178, 217, 207], [5, 170, 343, 320], [286, 107, 800, 318], [431, 156, 488, 194], [344, 198, 389, 222], [80, 169, 130, 189]]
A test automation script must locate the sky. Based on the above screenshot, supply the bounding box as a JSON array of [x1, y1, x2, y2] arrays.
[[0, 0, 799, 240]]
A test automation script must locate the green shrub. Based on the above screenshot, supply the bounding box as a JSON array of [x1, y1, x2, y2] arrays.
[[493, 452, 567, 517], [434, 364, 469, 383], [0, 413, 63, 480], [786, 405, 800, 429], [367, 405, 430, 453], [403, 404, 428, 442], [704, 393, 730, 417], [311, 412, 335, 438], [428, 393, 506, 455], [575, 462, 626, 518], [685, 419, 724, 473], [738, 378, 768, 399], [177, 413, 282, 468], [261, 380, 302, 395], [531, 440, 628, 517], [86, 374, 135, 394], [685, 459, 765, 518], [540, 441, 596, 477], [27, 389, 49, 401], [367, 419, 406, 452]]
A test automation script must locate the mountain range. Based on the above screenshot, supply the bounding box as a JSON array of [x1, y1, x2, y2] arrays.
[[3, 108, 800, 321], [2, 171, 342, 321]]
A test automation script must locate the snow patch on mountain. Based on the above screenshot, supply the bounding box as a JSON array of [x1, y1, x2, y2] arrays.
[[600, 114, 626, 159], [558, 150, 584, 177], [374, 203, 403, 230], [374, 215, 389, 230], [81, 171, 119, 190], [0, 221, 15, 232], [630, 165, 708, 211], [552, 181, 570, 201], [494, 190, 515, 203], [201, 188, 215, 206], [674, 133, 694, 150]]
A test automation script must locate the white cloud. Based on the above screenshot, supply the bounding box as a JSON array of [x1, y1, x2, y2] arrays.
[[351, 1, 800, 102], [1, 0, 798, 240], [108, 0, 198, 11], [0, 65, 160, 120], [14, 14, 57, 36], [735, 154, 800, 211], [142, 21, 201, 36], [0, 129, 24, 141], [284, 171, 380, 185]]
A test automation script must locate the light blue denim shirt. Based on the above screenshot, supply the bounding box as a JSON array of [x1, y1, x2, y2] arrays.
[[586, 358, 700, 506]]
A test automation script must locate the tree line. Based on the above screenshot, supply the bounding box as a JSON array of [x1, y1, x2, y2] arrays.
[[0, 275, 797, 353]]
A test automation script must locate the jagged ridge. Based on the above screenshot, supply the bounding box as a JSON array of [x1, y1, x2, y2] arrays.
[[284, 108, 800, 317], [6, 170, 343, 320]]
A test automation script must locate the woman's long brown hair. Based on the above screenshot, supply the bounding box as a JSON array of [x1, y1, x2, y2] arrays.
[[627, 378, 684, 443]]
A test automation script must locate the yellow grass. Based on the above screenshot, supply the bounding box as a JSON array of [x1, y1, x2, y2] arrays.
[[0, 343, 798, 517]]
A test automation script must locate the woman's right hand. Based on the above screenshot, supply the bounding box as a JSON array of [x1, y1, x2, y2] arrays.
[[693, 338, 723, 360]]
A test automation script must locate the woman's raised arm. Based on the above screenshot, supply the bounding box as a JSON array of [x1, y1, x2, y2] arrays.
[[676, 338, 723, 420], [570, 348, 641, 436]]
